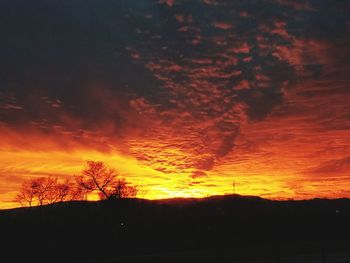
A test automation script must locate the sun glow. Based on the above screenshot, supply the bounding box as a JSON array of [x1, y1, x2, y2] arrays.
[[0, 145, 280, 208], [1, 138, 349, 209], [0, 146, 228, 208]]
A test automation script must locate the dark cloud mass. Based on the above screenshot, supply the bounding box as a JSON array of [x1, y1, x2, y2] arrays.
[[1, 0, 350, 206]]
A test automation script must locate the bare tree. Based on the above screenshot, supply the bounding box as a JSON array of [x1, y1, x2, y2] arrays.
[[76, 161, 138, 200], [53, 179, 73, 203], [14, 176, 81, 207], [14, 180, 40, 207], [14, 161, 139, 207], [76, 161, 119, 199], [35, 176, 59, 206], [57, 178, 87, 202], [72, 178, 90, 200], [110, 178, 138, 199]]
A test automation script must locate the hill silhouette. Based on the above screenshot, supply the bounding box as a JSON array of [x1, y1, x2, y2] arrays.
[[1, 195, 350, 262]]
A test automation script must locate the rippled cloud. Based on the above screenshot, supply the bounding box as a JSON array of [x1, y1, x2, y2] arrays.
[[1, 0, 350, 207]]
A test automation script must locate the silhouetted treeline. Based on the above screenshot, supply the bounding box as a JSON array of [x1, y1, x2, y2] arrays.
[[14, 161, 138, 207], [1, 195, 350, 262]]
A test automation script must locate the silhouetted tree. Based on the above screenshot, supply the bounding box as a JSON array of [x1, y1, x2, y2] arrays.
[[64, 178, 87, 201], [14, 180, 39, 207], [110, 178, 138, 199], [52, 178, 85, 202], [14, 162, 139, 207], [76, 161, 138, 200], [76, 161, 118, 199], [14, 176, 82, 207], [34, 176, 59, 206], [54, 181, 71, 202]]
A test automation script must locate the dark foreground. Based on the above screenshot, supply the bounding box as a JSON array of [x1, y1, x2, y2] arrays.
[[1, 195, 350, 262]]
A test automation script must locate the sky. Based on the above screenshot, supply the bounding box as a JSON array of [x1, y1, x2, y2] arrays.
[[1, 0, 350, 208]]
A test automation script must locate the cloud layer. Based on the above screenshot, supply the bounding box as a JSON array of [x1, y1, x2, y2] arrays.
[[1, 0, 350, 207]]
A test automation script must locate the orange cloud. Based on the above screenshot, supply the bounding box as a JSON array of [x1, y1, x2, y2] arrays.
[[213, 22, 232, 30], [1, 0, 350, 209], [214, 69, 350, 200]]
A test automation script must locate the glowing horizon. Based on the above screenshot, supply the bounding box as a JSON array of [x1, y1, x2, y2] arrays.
[[1, 0, 350, 209]]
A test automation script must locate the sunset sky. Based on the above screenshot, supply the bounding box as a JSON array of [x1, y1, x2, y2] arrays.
[[1, 0, 350, 208]]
